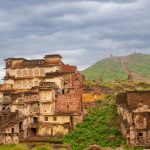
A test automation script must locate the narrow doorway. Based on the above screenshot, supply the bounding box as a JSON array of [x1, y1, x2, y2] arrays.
[[31, 128, 37, 136]]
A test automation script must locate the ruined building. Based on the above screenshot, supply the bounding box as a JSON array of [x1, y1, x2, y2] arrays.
[[0, 54, 83, 144], [116, 91, 150, 147]]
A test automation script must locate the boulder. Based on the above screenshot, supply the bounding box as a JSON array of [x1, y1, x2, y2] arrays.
[[86, 144, 101, 150]]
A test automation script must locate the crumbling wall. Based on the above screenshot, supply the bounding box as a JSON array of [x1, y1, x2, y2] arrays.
[[63, 72, 82, 89], [61, 63, 77, 73], [55, 89, 82, 113], [134, 114, 147, 129], [117, 106, 133, 125], [127, 91, 150, 109], [116, 91, 150, 147]]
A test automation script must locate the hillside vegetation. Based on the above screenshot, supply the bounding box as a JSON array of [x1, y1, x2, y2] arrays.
[[0, 144, 67, 150], [63, 95, 125, 150], [125, 53, 150, 79], [63, 80, 147, 150], [82, 53, 150, 81], [82, 57, 127, 81]]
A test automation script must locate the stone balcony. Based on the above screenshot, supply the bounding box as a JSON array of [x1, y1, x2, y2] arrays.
[[0, 84, 13, 91]]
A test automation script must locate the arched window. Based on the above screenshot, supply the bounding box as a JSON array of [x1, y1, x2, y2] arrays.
[[17, 81, 21, 88], [23, 81, 27, 87], [29, 81, 33, 87], [34, 69, 39, 76], [34, 81, 39, 86], [40, 69, 45, 76], [17, 70, 21, 77], [29, 69, 33, 77], [23, 70, 27, 77]]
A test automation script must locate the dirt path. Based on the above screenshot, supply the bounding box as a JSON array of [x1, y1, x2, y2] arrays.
[[120, 57, 150, 83]]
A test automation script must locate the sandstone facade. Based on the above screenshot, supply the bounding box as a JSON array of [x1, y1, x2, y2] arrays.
[[0, 54, 83, 144]]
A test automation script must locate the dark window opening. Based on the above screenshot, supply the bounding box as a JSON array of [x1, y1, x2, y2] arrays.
[[33, 117, 38, 123], [62, 89, 65, 94], [67, 105, 69, 109], [19, 122, 23, 131], [53, 116, 57, 121], [12, 128, 14, 134], [138, 133, 143, 136], [137, 132, 144, 143], [45, 117, 48, 121]]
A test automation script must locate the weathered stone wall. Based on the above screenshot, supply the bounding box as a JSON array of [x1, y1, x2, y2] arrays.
[[116, 91, 150, 147], [61, 63, 76, 73], [63, 72, 83, 89], [38, 115, 71, 136], [39, 103, 55, 115], [39, 90, 53, 102], [127, 91, 150, 109], [39, 115, 70, 124], [55, 89, 82, 113]]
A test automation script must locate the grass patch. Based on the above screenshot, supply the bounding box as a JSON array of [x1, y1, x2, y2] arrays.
[[0, 143, 68, 150], [0, 144, 27, 150], [33, 144, 52, 150]]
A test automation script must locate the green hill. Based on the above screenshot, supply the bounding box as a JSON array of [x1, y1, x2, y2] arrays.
[[82, 53, 150, 81], [125, 53, 150, 79]]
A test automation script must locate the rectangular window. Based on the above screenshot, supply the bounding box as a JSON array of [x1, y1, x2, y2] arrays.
[[45, 116, 48, 122], [12, 128, 14, 133], [53, 116, 57, 121], [33, 117, 38, 123]]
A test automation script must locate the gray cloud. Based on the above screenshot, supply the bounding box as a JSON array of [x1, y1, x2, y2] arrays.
[[0, 0, 149, 76]]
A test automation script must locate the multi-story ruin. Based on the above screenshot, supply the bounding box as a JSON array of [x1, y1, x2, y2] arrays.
[[0, 54, 83, 144], [116, 91, 150, 147]]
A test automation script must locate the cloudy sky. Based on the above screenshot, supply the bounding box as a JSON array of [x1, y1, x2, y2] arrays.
[[0, 0, 150, 77]]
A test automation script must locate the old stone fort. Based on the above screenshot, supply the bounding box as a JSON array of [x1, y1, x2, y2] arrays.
[[0, 54, 83, 144]]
